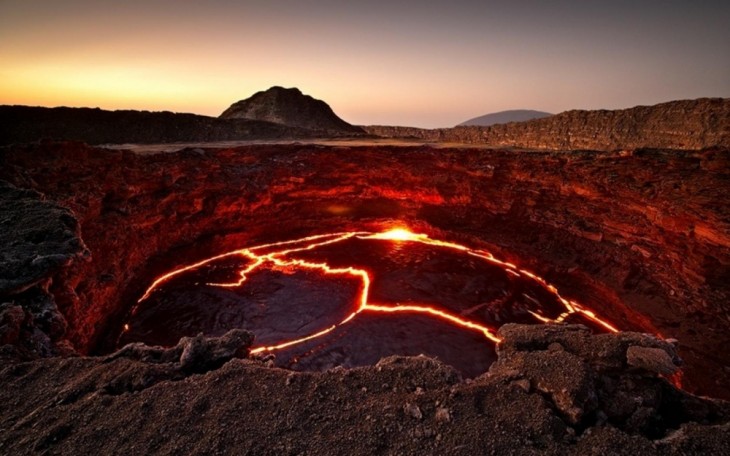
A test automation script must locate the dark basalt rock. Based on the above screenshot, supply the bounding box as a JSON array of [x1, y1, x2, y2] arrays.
[[0, 181, 88, 361], [0, 181, 88, 295]]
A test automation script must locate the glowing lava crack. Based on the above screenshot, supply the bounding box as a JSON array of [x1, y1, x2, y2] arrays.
[[122, 228, 619, 374]]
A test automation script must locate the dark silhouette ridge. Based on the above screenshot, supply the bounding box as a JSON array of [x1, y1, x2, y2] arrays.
[[0, 87, 366, 145]]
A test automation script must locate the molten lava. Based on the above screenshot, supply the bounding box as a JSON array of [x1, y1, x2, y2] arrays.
[[122, 227, 619, 374]]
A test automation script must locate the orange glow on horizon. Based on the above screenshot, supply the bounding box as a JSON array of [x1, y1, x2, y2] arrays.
[[133, 227, 621, 355], [2, 1, 727, 128]]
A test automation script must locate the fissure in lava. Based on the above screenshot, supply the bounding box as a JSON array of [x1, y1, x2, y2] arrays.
[[119, 228, 619, 376]]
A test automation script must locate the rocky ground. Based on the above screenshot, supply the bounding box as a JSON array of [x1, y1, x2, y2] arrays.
[[1, 140, 729, 453], [1, 324, 728, 455], [2, 142, 729, 397]]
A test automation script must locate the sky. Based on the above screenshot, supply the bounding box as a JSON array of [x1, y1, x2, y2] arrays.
[[1, 1, 728, 128]]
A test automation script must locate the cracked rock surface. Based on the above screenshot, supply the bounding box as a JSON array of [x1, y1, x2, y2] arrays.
[[0, 181, 88, 295], [0, 180, 88, 362]]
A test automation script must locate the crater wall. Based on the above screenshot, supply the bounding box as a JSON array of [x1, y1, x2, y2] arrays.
[[0, 142, 728, 398], [365, 98, 730, 150]]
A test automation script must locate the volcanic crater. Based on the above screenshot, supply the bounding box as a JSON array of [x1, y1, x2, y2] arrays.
[[1, 136, 730, 453], [2, 142, 728, 398]]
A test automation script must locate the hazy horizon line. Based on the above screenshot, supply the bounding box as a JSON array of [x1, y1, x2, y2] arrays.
[[3, 93, 727, 129]]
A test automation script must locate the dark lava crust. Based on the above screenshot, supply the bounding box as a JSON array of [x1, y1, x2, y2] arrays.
[[1, 141, 729, 454]]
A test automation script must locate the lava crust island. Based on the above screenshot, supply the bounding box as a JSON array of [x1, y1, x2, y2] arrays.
[[1, 139, 730, 454]]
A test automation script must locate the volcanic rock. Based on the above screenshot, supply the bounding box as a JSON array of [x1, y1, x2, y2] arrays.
[[0, 136, 729, 452], [1, 141, 728, 401], [365, 98, 730, 150], [496, 324, 682, 374], [108, 328, 253, 369], [490, 324, 690, 429], [403, 402, 423, 420], [1, 325, 728, 454], [220, 86, 364, 134], [0, 304, 26, 345], [626, 345, 680, 375], [0, 181, 88, 295], [0, 181, 89, 362]]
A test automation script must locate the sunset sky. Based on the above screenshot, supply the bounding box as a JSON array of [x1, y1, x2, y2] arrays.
[[1, 1, 728, 128]]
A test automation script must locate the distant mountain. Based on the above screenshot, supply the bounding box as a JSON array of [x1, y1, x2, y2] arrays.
[[220, 86, 364, 134], [458, 110, 552, 127]]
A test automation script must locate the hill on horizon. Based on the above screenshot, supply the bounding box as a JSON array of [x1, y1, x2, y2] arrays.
[[220, 86, 364, 134], [458, 109, 552, 127], [0, 86, 367, 145]]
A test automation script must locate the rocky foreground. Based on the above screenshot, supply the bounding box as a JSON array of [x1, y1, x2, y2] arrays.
[[1, 324, 728, 455]]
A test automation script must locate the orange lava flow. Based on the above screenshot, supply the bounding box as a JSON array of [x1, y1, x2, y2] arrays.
[[133, 227, 620, 353]]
